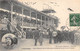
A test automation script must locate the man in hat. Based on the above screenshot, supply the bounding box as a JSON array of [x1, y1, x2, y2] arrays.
[[1, 15, 10, 31], [47, 28, 53, 44], [33, 28, 40, 46]]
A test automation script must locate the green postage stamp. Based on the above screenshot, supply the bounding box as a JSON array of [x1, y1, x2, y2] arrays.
[[70, 13, 80, 26]]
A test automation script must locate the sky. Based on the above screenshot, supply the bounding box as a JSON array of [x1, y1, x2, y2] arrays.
[[18, 0, 80, 30]]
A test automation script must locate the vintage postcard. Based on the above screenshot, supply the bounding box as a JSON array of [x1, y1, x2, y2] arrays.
[[0, 0, 80, 51]]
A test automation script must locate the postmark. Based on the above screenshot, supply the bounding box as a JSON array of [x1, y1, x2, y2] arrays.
[[66, 13, 80, 31]]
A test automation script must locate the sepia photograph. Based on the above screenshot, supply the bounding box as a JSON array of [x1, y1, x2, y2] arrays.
[[0, 0, 80, 51]]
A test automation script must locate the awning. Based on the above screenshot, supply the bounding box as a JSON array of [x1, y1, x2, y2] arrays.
[[41, 9, 56, 13]]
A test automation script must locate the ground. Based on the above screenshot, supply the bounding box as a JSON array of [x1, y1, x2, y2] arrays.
[[0, 38, 78, 51]]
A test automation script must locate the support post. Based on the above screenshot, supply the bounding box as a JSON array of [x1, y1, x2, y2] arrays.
[[11, 3, 13, 22]]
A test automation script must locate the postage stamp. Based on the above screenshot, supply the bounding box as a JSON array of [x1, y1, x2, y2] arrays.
[[70, 13, 80, 26]]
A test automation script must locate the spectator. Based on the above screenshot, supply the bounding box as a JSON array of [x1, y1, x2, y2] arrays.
[[39, 30, 43, 46], [47, 28, 53, 44], [33, 28, 40, 46], [52, 31, 58, 43], [57, 30, 63, 43]]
